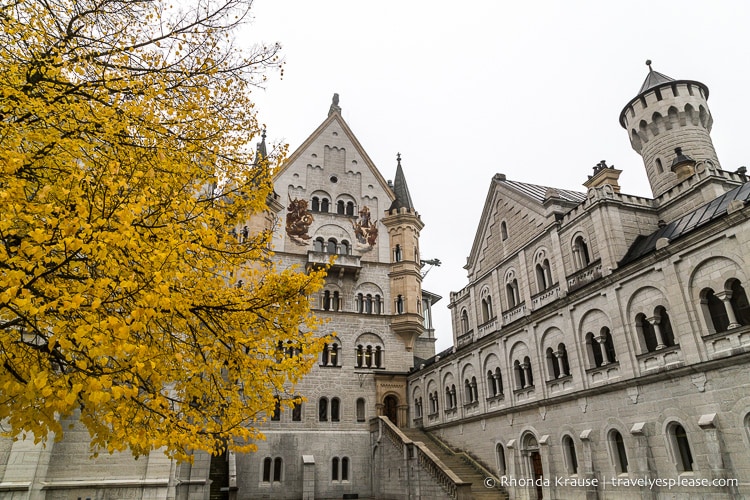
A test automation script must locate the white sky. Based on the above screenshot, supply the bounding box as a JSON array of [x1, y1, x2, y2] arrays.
[[241, 0, 750, 352]]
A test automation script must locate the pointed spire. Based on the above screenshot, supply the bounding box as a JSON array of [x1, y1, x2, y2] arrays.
[[328, 93, 341, 116], [388, 153, 415, 212], [638, 59, 675, 94], [255, 128, 267, 163]]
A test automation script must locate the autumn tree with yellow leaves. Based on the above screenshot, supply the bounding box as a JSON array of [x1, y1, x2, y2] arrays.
[[0, 0, 327, 460]]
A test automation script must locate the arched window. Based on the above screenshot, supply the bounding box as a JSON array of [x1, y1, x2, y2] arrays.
[[273, 457, 283, 482], [524, 356, 534, 386], [356, 398, 366, 422], [394, 244, 402, 262], [320, 198, 329, 212], [559, 344, 570, 376], [461, 309, 470, 333], [501, 221, 508, 240], [374, 295, 382, 314], [332, 457, 339, 481], [330, 343, 339, 366], [332, 291, 340, 311], [536, 259, 551, 291], [270, 397, 281, 421], [481, 295, 494, 322], [450, 384, 457, 408], [318, 397, 328, 422], [365, 294, 373, 314], [323, 290, 331, 311], [730, 279, 750, 325], [563, 435, 579, 474], [346, 202, 355, 216], [340, 240, 350, 255], [311, 197, 320, 212], [702, 288, 729, 333], [431, 391, 439, 413], [514, 360, 525, 389], [374, 346, 383, 368], [670, 423, 694, 472], [341, 457, 349, 481], [313, 237, 324, 252], [586, 332, 603, 367], [505, 277, 520, 309], [365, 345, 373, 367], [326, 238, 337, 254], [546, 347, 560, 379], [292, 400, 302, 422], [496, 443, 507, 476], [336, 200, 345, 214], [396, 295, 404, 314], [636, 313, 658, 352], [546, 344, 570, 379], [610, 430, 629, 473], [331, 398, 340, 422], [573, 235, 591, 269], [602, 328, 617, 363], [487, 368, 503, 397], [655, 306, 675, 347], [355, 293, 364, 313], [262, 457, 272, 482], [445, 386, 452, 408], [356, 345, 363, 367], [464, 379, 472, 403]]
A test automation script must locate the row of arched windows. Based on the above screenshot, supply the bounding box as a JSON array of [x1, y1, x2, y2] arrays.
[[318, 397, 367, 422], [313, 237, 351, 255], [310, 196, 356, 216], [331, 456, 350, 482], [356, 344, 384, 368], [318, 291, 384, 314], [494, 422, 694, 478], [319, 340, 385, 368]]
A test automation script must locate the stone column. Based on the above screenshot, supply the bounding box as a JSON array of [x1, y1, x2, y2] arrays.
[[715, 291, 741, 329], [594, 336, 608, 366], [647, 316, 666, 350]]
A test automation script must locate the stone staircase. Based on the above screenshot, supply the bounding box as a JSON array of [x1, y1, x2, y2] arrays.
[[400, 427, 508, 500]]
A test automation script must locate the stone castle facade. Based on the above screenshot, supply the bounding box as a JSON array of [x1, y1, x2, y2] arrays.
[[407, 64, 750, 499], [1, 65, 749, 500]]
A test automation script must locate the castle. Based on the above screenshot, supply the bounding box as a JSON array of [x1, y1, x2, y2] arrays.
[[1, 65, 749, 500]]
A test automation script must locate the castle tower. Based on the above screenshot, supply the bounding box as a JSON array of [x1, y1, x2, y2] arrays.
[[381, 154, 425, 352], [619, 61, 720, 198]]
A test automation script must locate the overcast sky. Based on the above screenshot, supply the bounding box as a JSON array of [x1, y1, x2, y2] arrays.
[[241, 0, 750, 352]]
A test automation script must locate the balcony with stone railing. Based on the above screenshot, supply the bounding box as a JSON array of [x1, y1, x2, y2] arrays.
[[702, 324, 750, 360], [585, 361, 620, 385], [636, 345, 683, 373], [456, 330, 474, 349], [545, 374, 573, 394], [531, 284, 561, 310], [567, 260, 602, 293], [502, 302, 526, 325], [306, 250, 361, 278], [477, 317, 498, 339]]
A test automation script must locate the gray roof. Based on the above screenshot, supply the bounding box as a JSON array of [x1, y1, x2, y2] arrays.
[[500, 178, 586, 204], [620, 181, 750, 266], [388, 155, 415, 211], [638, 64, 675, 94]]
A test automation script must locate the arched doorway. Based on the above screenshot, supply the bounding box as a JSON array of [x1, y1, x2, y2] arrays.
[[523, 433, 544, 499], [384, 395, 398, 425]]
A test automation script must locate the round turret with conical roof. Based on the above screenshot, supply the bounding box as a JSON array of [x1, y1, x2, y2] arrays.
[[620, 61, 720, 198]]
